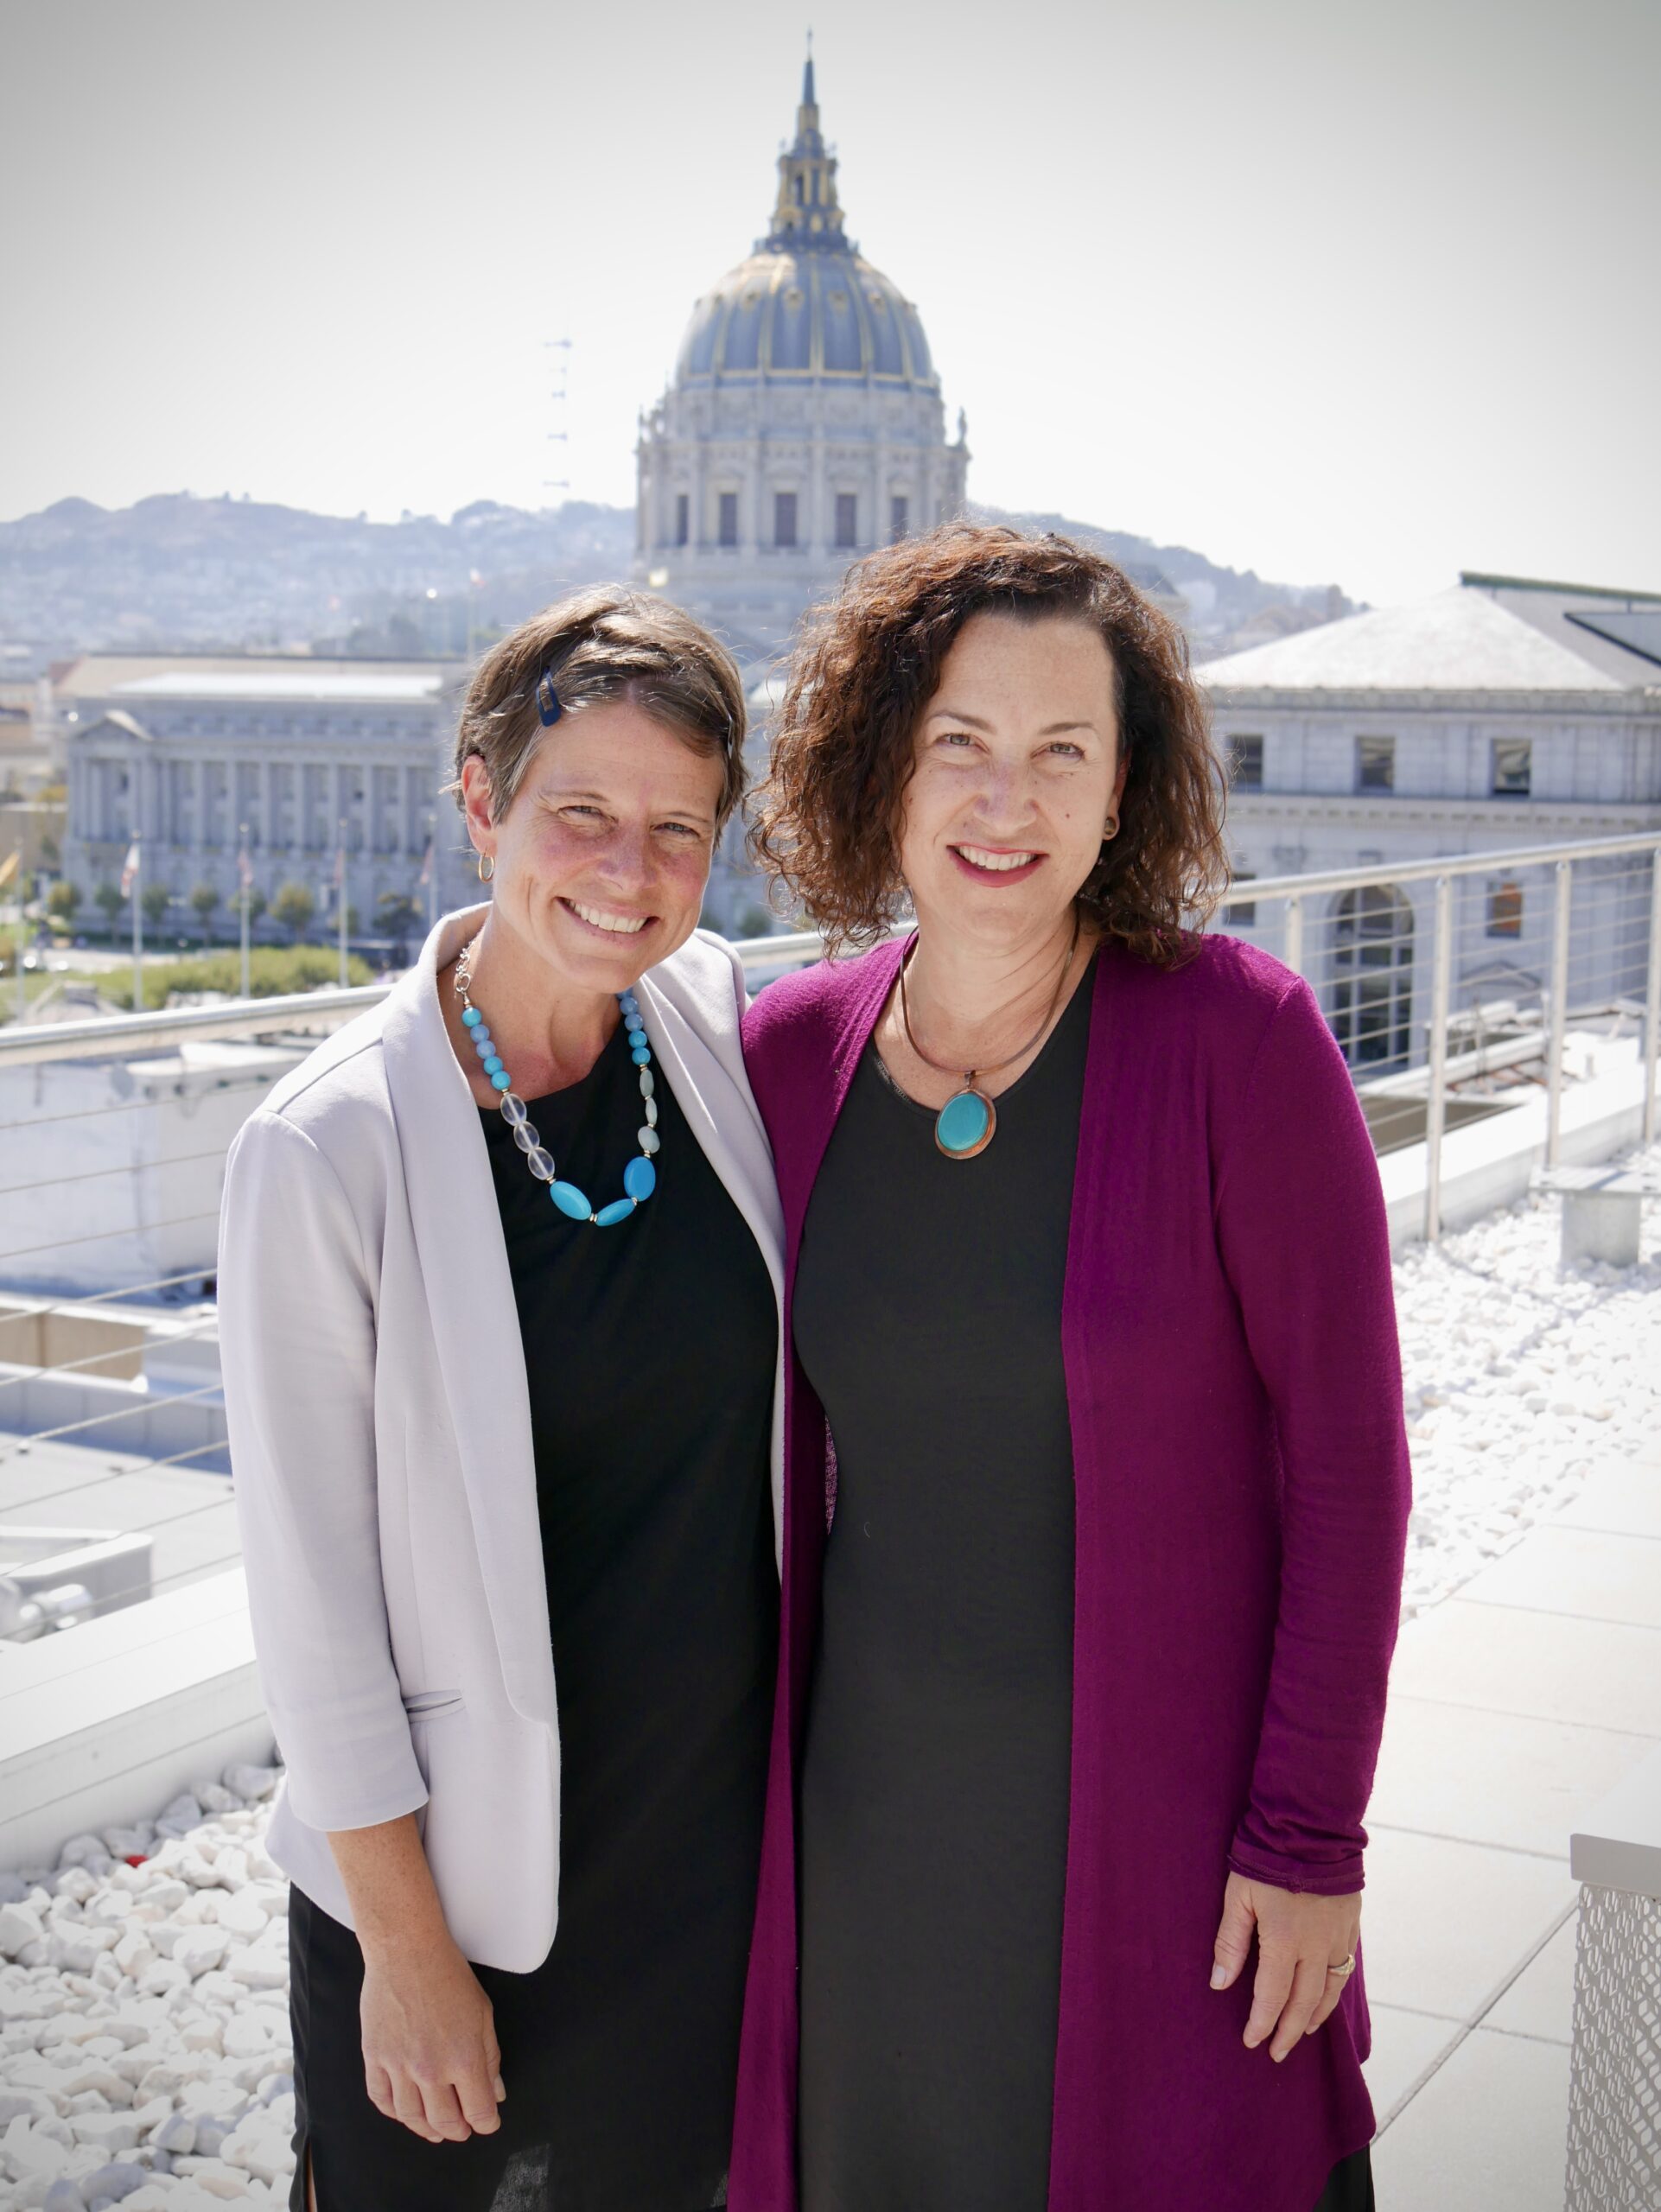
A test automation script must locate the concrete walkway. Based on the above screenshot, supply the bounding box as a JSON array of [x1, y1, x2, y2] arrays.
[[1361, 1438, 1661, 2205]]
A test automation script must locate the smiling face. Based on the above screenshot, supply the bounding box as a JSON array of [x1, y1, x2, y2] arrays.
[[461, 698, 725, 996], [898, 610, 1129, 954]]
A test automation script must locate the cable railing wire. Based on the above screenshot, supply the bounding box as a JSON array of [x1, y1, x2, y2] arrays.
[[0, 1317, 219, 1398], [0, 1377, 225, 1465]]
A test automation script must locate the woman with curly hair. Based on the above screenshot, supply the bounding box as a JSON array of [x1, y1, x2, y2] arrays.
[[729, 524, 1410, 2212]]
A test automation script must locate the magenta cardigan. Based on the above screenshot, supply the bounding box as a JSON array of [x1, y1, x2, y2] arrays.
[[729, 932, 1411, 2212]]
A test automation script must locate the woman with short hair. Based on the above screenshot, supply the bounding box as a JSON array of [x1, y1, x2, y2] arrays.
[[219, 587, 784, 2212], [729, 525, 1410, 2212]]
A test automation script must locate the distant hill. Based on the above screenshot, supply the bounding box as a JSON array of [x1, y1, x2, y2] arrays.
[[0, 491, 1353, 664], [0, 494, 636, 662], [974, 504, 1359, 656]]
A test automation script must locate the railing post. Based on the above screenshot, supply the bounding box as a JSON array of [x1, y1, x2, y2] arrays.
[[1545, 858, 1574, 1167], [1282, 896, 1303, 978], [1424, 874, 1454, 1243], [1644, 849, 1661, 1150]]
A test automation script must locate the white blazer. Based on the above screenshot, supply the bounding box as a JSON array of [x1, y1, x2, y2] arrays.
[[217, 907, 784, 1972]]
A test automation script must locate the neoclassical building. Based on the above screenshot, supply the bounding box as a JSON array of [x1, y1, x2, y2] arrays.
[[57, 655, 473, 939], [633, 55, 969, 663], [1200, 575, 1661, 1068]]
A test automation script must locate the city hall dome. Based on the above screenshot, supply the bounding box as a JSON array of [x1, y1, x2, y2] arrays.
[[635, 49, 968, 669], [674, 55, 939, 393]]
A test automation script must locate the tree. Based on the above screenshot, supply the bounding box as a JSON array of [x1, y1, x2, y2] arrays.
[[92, 881, 122, 930], [141, 881, 172, 930], [376, 891, 421, 964], [51, 880, 85, 924], [245, 886, 267, 930], [272, 881, 315, 943], [189, 881, 220, 942]]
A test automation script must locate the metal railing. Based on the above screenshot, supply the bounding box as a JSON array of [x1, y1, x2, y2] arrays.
[[0, 827, 1654, 1646], [2, 830, 1657, 1258], [1212, 830, 1661, 1237]]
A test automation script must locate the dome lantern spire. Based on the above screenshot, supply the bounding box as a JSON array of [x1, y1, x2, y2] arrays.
[[767, 37, 847, 251]]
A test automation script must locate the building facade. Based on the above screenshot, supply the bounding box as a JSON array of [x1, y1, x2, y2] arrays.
[[633, 56, 969, 664], [56, 657, 474, 941], [1200, 575, 1661, 1068]]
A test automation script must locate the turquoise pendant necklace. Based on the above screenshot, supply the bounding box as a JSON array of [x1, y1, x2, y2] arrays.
[[897, 918, 1080, 1160], [455, 938, 659, 1226]]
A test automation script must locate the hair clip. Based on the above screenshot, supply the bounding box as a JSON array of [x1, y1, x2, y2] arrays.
[[536, 672, 563, 727]]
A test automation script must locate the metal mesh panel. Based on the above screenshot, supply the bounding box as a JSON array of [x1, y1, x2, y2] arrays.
[[1566, 1883, 1661, 2210]]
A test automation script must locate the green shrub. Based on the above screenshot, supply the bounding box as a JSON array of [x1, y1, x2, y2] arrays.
[[100, 945, 374, 1011]]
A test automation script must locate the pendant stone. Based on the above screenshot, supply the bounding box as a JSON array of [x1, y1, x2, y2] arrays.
[[934, 1087, 996, 1160]]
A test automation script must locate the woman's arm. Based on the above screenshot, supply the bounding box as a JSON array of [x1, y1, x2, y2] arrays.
[[219, 1110, 426, 1829], [1210, 975, 1412, 2048], [327, 1816, 503, 2142], [219, 1109, 500, 2138]]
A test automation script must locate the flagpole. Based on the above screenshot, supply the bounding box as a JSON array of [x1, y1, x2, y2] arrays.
[[239, 822, 251, 1001], [130, 838, 143, 1012], [337, 818, 348, 986], [424, 811, 437, 935]]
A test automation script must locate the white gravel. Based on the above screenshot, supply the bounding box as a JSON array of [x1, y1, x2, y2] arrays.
[[1396, 1136, 1660, 1618], [0, 1769, 296, 2211], [2, 1141, 1655, 2203]]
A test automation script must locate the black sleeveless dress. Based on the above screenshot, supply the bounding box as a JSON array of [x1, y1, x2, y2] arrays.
[[288, 1015, 779, 2212], [791, 965, 1371, 2212]]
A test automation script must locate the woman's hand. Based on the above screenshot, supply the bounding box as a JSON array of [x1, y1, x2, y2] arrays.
[[326, 1813, 505, 2145], [360, 1927, 505, 2143], [1209, 1871, 1361, 2062]]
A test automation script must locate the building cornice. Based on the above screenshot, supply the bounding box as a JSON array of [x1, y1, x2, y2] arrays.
[[1204, 683, 1658, 718], [1224, 792, 1661, 832]]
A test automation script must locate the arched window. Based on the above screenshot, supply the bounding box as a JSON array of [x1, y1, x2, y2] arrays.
[[1332, 884, 1415, 1068]]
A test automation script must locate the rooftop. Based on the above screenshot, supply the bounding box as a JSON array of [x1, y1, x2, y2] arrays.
[[1198, 585, 1643, 695], [108, 671, 449, 706]]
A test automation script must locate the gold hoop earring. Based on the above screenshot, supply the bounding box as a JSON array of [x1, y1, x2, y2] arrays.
[[476, 851, 495, 883]]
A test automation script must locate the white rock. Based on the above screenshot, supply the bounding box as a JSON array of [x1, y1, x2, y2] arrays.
[[222, 1952, 285, 1994], [53, 1846, 105, 1881], [170, 1934, 226, 1982], [209, 1897, 264, 1946], [48, 2064, 127, 2105], [172, 2158, 253, 2197], [110, 1934, 155, 1983], [219, 2019, 270, 2063], [135, 1962, 188, 2002], [0, 1904, 46, 1959], [221, 1770, 281, 1806], [0, 2091, 55, 2126], [152, 2113, 196, 2156], [211, 1853, 249, 1895], [67, 2112, 142, 2152]]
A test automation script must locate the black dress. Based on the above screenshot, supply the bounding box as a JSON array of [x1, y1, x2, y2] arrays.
[[791, 965, 1371, 2212], [288, 1014, 780, 2212]]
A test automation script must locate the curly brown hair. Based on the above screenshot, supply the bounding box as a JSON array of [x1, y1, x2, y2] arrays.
[[750, 523, 1228, 964]]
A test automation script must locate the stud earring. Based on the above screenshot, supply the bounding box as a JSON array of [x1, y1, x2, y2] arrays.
[[476, 851, 495, 883]]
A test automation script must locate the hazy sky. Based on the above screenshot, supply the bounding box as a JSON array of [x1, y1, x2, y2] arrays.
[[3, 0, 1657, 607]]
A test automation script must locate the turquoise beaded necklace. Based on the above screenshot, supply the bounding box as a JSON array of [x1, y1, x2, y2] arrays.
[[455, 937, 660, 1228]]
